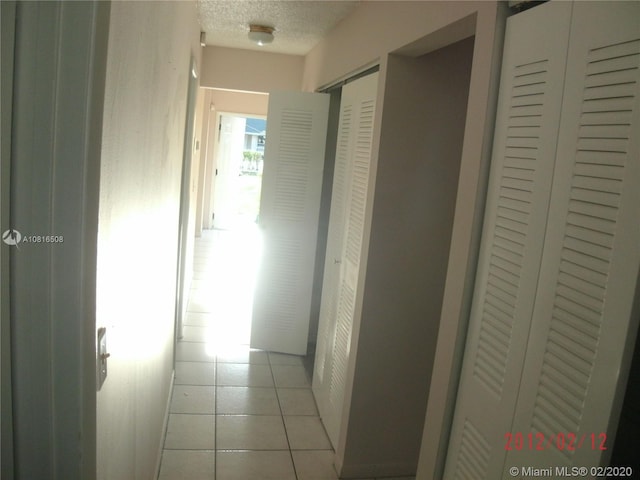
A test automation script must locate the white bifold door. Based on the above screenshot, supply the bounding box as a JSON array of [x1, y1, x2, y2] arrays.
[[251, 92, 329, 355], [312, 72, 379, 448], [445, 1, 640, 478]]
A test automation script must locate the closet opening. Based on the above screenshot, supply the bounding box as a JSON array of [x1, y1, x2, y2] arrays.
[[330, 35, 476, 476]]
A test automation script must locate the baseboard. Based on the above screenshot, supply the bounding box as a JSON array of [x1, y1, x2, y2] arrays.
[[154, 370, 175, 480]]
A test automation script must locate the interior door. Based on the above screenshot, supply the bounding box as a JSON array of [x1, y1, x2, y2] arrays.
[[250, 91, 329, 355], [175, 58, 199, 340]]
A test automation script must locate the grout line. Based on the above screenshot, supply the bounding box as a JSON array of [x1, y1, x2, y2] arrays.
[[213, 343, 218, 479], [214, 370, 218, 479], [269, 352, 300, 480]]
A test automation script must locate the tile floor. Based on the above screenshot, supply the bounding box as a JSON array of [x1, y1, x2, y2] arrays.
[[158, 227, 415, 480]]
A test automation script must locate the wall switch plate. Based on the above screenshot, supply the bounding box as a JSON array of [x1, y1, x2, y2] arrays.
[[97, 327, 109, 391]]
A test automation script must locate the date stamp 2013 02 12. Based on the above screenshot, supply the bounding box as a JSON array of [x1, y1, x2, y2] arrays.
[[504, 432, 607, 452]]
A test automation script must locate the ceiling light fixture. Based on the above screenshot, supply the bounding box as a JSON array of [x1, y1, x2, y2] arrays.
[[248, 24, 274, 46]]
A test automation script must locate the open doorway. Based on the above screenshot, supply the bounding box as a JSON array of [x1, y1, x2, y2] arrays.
[[212, 115, 265, 231], [187, 114, 266, 354]]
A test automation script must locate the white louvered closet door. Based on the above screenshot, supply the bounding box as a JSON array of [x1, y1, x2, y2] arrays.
[[313, 89, 355, 422], [506, 1, 640, 472], [444, 3, 573, 478], [446, 2, 640, 478], [251, 92, 329, 355], [313, 72, 379, 448]]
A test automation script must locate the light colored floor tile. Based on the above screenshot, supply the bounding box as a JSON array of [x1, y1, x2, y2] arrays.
[[188, 292, 217, 308], [216, 415, 288, 450], [164, 414, 215, 449], [268, 352, 304, 366], [272, 364, 310, 388], [181, 325, 213, 343], [291, 450, 339, 480], [170, 385, 215, 414], [158, 449, 215, 480], [375, 477, 416, 480], [216, 387, 280, 415], [217, 347, 269, 364], [175, 361, 215, 386], [191, 259, 213, 270], [217, 363, 274, 387], [277, 388, 318, 415], [188, 279, 207, 290], [284, 416, 332, 450], [210, 323, 252, 347], [187, 297, 214, 313], [191, 270, 212, 281], [176, 342, 215, 363], [216, 451, 296, 480], [183, 311, 215, 327]]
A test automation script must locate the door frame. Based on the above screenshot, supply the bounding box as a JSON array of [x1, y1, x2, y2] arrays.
[[175, 57, 199, 343]]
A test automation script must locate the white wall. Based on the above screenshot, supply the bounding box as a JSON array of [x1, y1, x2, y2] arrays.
[[95, 2, 201, 478]]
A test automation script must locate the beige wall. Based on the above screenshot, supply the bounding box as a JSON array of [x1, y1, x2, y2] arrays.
[[201, 46, 303, 92], [208, 88, 269, 116], [95, 1, 201, 478], [303, 1, 487, 91]]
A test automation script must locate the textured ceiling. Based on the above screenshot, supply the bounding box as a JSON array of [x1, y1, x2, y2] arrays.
[[197, 1, 359, 55]]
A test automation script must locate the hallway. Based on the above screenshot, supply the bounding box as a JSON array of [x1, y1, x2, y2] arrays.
[[158, 227, 337, 480], [157, 228, 418, 479]]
